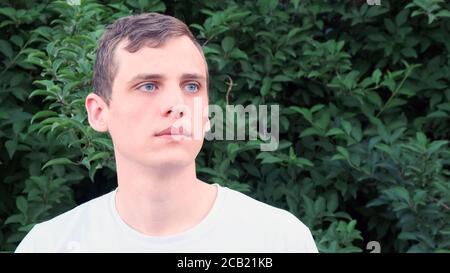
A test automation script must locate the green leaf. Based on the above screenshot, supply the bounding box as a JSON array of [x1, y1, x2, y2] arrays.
[[295, 157, 314, 167], [242, 162, 260, 177], [385, 186, 410, 202], [427, 140, 449, 155], [374, 143, 393, 156], [227, 143, 240, 156], [42, 157, 76, 170], [302, 194, 315, 215], [256, 152, 284, 164], [258, 0, 278, 14], [350, 153, 361, 167], [326, 128, 345, 136], [5, 139, 18, 159], [401, 47, 417, 58], [336, 146, 350, 162], [87, 152, 111, 162], [416, 132, 427, 147], [396, 9, 409, 26], [0, 39, 13, 59], [0, 7, 16, 20], [272, 75, 291, 82], [88, 162, 103, 182], [368, 34, 385, 42], [426, 111, 448, 118], [351, 125, 363, 142], [315, 111, 330, 130], [300, 127, 320, 138], [10, 35, 24, 47], [366, 91, 383, 107], [221, 36, 235, 52], [384, 19, 396, 33], [376, 122, 390, 143], [436, 10, 450, 18], [28, 89, 56, 99], [290, 106, 312, 123], [227, 11, 252, 21], [259, 77, 272, 97], [92, 138, 114, 150], [342, 120, 352, 135], [31, 110, 58, 124], [372, 69, 382, 85], [331, 154, 346, 161], [347, 220, 357, 233], [440, 228, 450, 236], [16, 196, 28, 213], [228, 48, 248, 59], [150, 1, 166, 12], [327, 192, 339, 213], [314, 197, 326, 214], [398, 232, 418, 241], [382, 78, 396, 92], [4, 214, 25, 225], [401, 143, 422, 154], [310, 104, 325, 113]]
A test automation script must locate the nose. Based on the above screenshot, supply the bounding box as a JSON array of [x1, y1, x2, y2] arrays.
[[160, 87, 187, 119], [166, 104, 186, 119]]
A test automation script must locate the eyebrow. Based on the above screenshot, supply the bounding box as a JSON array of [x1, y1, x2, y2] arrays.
[[127, 73, 207, 87]]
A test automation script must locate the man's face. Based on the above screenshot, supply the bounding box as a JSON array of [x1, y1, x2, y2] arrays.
[[105, 36, 209, 169]]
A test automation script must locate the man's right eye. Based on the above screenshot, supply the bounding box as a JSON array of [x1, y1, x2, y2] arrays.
[[137, 83, 157, 93]]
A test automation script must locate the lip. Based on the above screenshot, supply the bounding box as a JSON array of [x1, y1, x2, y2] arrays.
[[154, 126, 191, 140]]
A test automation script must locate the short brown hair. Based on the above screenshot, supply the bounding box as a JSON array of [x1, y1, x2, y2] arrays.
[[92, 12, 206, 105]]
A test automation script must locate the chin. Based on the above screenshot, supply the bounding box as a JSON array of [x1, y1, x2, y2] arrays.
[[145, 153, 195, 168], [154, 159, 194, 170]]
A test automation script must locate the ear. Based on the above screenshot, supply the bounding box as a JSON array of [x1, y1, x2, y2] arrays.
[[85, 93, 109, 132]]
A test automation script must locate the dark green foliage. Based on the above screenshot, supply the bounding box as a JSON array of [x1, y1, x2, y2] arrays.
[[0, 0, 449, 252]]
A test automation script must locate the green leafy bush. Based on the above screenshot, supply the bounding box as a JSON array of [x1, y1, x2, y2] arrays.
[[1, 0, 449, 252]]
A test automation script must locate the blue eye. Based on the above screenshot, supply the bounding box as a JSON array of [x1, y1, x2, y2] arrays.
[[185, 83, 199, 93], [139, 83, 157, 92]]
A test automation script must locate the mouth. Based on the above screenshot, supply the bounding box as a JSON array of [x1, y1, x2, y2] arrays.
[[154, 126, 192, 139]]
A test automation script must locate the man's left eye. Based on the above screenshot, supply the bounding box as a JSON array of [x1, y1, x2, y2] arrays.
[[185, 83, 199, 93]]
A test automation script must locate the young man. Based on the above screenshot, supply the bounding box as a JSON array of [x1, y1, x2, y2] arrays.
[[15, 13, 318, 253]]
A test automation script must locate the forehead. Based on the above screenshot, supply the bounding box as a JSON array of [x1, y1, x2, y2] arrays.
[[113, 36, 207, 82]]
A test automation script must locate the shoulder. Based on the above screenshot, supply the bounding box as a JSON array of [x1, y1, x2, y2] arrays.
[[39, 190, 113, 229], [221, 186, 301, 224], [220, 186, 318, 252], [15, 190, 114, 252]]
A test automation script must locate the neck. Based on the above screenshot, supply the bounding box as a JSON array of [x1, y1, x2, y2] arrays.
[[114, 155, 217, 236]]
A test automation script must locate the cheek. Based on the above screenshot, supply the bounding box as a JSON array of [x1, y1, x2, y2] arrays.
[[109, 103, 153, 142]]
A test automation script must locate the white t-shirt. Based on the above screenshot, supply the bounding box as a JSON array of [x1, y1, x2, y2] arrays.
[[15, 183, 318, 253]]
